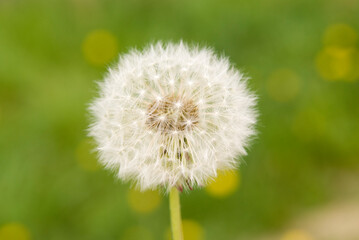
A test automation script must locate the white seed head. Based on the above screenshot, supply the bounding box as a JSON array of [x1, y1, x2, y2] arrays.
[[88, 42, 257, 191]]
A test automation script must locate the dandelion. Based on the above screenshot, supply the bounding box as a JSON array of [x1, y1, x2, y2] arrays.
[[88, 42, 257, 240]]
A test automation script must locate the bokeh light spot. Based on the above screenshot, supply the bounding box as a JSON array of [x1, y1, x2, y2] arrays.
[[0, 223, 31, 240], [76, 138, 100, 171], [127, 189, 161, 214], [206, 170, 239, 198], [324, 24, 358, 48], [281, 229, 313, 240], [316, 47, 359, 81], [121, 226, 153, 240], [267, 69, 301, 102], [165, 219, 204, 240], [82, 30, 118, 66], [182, 220, 204, 240]]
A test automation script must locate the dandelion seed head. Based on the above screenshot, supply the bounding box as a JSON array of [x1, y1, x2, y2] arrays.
[[89, 42, 257, 191]]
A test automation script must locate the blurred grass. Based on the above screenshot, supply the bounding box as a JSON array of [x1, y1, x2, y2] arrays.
[[1, 0, 359, 239]]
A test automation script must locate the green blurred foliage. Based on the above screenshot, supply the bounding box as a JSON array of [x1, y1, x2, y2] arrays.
[[0, 0, 358, 239]]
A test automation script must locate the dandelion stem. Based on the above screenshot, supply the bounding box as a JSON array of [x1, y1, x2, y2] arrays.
[[170, 187, 183, 240]]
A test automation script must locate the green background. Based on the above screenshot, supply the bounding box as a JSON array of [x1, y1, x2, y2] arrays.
[[1, 0, 359, 239]]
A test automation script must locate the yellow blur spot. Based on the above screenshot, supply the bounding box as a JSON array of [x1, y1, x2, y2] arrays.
[[206, 170, 239, 198], [0, 223, 31, 240], [82, 30, 118, 66], [324, 24, 358, 48], [267, 69, 301, 102], [316, 47, 359, 81], [166, 219, 204, 240], [281, 229, 313, 240], [75, 138, 100, 171], [122, 226, 153, 240], [127, 189, 161, 214], [182, 220, 204, 240]]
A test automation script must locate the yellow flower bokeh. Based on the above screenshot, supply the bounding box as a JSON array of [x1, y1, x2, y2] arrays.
[[82, 30, 118, 66], [316, 23, 359, 82], [181, 220, 204, 240], [127, 189, 162, 214], [0, 223, 31, 240], [206, 170, 240, 198], [281, 229, 313, 240], [323, 24, 358, 48], [316, 47, 359, 81], [166, 219, 204, 240]]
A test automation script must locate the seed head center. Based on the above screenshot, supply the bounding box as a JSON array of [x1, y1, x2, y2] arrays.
[[146, 95, 199, 134]]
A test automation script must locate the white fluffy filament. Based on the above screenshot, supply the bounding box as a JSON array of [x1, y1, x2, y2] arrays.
[[89, 42, 257, 191]]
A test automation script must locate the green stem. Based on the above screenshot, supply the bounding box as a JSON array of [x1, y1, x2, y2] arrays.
[[169, 187, 183, 240]]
